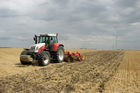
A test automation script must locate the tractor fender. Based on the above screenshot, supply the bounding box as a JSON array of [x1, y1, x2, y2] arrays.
[[52, 43, 64, 52], [38, 44, 46, 53]]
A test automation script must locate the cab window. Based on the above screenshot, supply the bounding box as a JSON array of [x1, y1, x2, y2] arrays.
[[39, 36, 49, 43], [53, 37, 58, 43]]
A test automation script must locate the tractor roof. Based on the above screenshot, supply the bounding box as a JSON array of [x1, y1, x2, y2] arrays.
[[40, 34, 57, 37]]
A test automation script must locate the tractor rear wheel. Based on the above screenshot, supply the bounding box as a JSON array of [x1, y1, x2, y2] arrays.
[[20, 50, 31, 65], [56, 46, 64, 62], [38, 51, 50, 66]]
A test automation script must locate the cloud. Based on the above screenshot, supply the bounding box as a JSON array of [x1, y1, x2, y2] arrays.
[[0, 0, 140, 49], [115, 0, 138, 8]]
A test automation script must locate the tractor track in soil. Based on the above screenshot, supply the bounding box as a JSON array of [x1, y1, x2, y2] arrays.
[[0, 50, 124, 93]]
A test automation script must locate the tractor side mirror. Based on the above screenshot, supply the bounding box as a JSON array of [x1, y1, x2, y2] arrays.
[[33, 37, 35, 41], [34, 35, 37, 44]]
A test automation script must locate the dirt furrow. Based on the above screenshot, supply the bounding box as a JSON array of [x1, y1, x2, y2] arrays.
[[0, 51, 124, 93]]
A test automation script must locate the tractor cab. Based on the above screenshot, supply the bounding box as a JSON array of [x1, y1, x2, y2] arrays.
[[34, 34, 58, 50]]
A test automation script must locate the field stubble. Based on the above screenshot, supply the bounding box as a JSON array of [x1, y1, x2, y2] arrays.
[[0, 50, 124, 93], [104, 51, 140, 93]]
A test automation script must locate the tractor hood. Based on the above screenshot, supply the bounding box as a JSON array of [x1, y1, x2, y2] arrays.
[[31, 43, 46, 53]]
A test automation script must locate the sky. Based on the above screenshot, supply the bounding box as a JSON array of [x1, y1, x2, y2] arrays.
[[0, 0, 140, 49]]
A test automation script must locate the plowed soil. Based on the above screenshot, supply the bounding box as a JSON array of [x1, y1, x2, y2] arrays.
[[0, 48, 124, 93], [0, 48, 96, 77]]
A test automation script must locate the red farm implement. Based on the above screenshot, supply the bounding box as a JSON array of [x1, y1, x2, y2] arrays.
[[64, 51, 85, 62]]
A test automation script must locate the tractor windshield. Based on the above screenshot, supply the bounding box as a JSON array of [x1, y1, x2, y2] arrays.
[[38, 36, 49, 43]]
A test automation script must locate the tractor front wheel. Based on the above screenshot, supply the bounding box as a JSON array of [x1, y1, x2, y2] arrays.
[[38, 51, 50, 66]]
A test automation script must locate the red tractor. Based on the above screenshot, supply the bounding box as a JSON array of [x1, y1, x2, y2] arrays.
[[20, 33, 64, 66]]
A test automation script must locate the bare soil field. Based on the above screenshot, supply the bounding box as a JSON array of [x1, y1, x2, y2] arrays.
[[0, 48, 139, 93], [0, 48, 96, 77]]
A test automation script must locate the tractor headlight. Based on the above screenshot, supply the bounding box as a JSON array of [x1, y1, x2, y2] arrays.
[[35, 46, 39, 51], [31, 46, 35, 51]]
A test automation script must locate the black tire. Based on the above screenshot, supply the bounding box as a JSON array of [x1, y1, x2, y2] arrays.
[[56, 46, 64, 62], [64, 56, 73, 62], [38, 51, 50, 66], [20, 50, 31, 65]]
